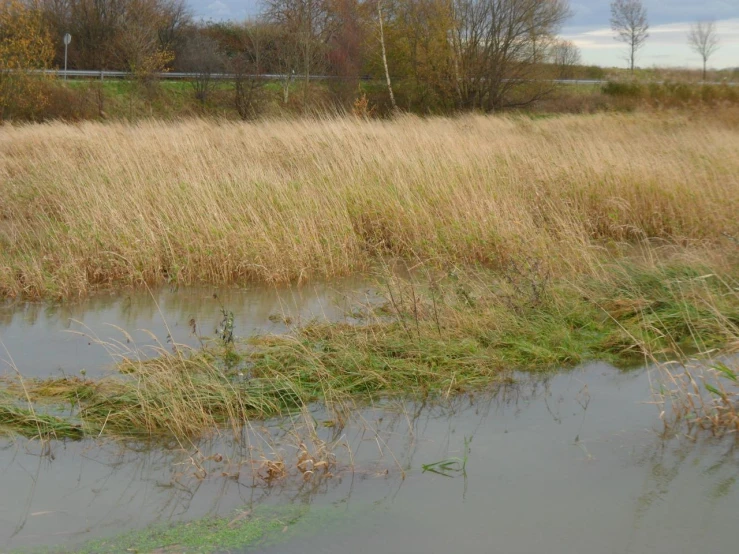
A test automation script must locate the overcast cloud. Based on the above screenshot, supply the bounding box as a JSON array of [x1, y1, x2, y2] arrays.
[[191, 0, 739, 69]]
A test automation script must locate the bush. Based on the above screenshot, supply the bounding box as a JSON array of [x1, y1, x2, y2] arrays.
[[0, 0, 55, 122], [37, 81, 100, 120], [602, 81, 644, 98], [584, 66, 606, 80]]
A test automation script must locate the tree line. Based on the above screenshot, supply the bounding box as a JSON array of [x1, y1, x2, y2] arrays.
[[0, 0, 728, 120], [5, 0, 583, 113]]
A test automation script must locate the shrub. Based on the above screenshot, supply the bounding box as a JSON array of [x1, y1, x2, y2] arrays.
[[602, 81, 643, 98], [584, 65, 606, 80]]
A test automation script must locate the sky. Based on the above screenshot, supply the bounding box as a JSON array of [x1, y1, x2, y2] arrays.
[[193, 0, 739, 69]]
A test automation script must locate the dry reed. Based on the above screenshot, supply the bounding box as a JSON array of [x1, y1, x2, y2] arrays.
[[1, 112, 738, 299]]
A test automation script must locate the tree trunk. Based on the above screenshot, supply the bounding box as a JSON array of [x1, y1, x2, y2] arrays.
[[283, 72, 291, 104], [303, 36, 310, 112], [378, 2, 397, 112]]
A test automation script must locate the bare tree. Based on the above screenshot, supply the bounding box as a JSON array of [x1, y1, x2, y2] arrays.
[[262, 0, 338, 109], [688, 20, 720, 82], [231, 20, 271, 119], [449, 0, 572, 112], [115, 0, 174, 80], [610, 0, 648, 72], [67, 0, 127, 69], [156, 0, 191, 55], [272, 27, 300, 104], [38, 0, 191, 71], [325, 0, 364, 103], [178, 32, 225, 104], [551, 39, 581, 79], [232, 54, 264, 119]]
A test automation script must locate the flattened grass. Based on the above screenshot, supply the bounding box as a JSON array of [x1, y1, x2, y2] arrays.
[[0, 404, 84, 439]]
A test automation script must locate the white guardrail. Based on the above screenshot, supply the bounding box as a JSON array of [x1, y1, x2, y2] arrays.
[[35, 69, 349, 80], [28, 70, 738, 86]]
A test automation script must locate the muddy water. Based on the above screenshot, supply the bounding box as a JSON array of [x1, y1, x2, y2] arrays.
[[1, 363, 737, 553], [0, 280, 376, 378], [0, 288, 737, 553], [254, 368, 739, 554]]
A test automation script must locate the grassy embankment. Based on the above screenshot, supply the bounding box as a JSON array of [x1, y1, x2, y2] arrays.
[[23, 73, 739, 121], [1, 112, 738, 440]]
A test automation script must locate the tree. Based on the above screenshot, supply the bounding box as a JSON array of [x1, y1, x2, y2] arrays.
[[0, 0, 55, 121], [37, 0, 190, 71], [114, 0, 175, 81], [388, 0, 457, 112], [64, 0, 127, 70], [376, 0, 396, 110], [156, 0, 190, 55], [262, 0, 339, 109], [177, 31, 225, 104], [326, 0, 364, 103], [270, 23, 300, 104], [232, 52, 264, 119], [551, 39, 581, 79], [610, 0, 648, 72], [229, 20, 272, 118], [688, 20, 720, 82], [449, 0, 572, 112]]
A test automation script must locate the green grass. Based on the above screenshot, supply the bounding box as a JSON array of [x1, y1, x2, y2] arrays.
[[50, 77, 322, 120], [0, 403, 85, 439]]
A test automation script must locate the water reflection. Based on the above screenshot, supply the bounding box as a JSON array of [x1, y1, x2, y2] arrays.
[[0, 280, 377, 378], [1, 364, 736, 553]]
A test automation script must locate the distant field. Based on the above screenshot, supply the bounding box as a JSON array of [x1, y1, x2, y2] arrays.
[[1, 111, 738, 299]]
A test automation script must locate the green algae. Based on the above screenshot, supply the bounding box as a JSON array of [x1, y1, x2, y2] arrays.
[[16, 504, 359, 554]]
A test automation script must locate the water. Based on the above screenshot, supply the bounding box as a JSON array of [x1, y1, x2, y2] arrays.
[[0, 280, 376, 379], [1, 364, 736, 553], [0, 288, 737, 553]]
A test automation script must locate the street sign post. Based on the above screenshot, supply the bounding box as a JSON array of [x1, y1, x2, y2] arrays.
[[63, 33, 71, 80]]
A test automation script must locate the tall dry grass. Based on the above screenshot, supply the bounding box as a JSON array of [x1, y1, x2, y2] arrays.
[[1, 111, 738, 299]]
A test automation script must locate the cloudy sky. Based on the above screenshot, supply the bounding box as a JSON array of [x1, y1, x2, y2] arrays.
[[194, 0, 739, 69]]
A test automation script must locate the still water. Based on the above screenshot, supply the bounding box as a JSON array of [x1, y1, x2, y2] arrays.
[[0, 288, 737, 554], [0, 280, 376, 378]]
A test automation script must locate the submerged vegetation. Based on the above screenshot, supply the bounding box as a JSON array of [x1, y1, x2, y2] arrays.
[[17, 504, 356, 554], [658, 361, 739, 437], [2, 261, 738, 441]]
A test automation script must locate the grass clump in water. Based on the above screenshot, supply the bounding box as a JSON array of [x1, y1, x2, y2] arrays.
[[0, 403, 85, 440], [658, 361, 739, 438]]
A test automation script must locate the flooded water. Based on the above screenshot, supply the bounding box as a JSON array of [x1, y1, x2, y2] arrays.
[[0, 288, 737, 553], [1, 363, 737, 553], [254, 368, 739, 554], [0, 280, 376, 379]]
